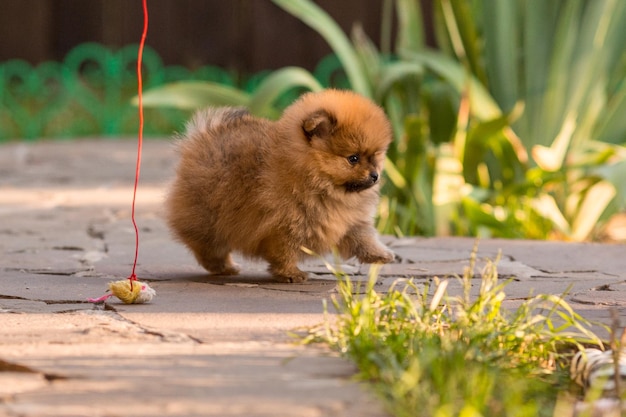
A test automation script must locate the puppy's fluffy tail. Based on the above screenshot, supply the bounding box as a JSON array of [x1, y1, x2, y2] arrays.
[[184, 107, 250, 137]]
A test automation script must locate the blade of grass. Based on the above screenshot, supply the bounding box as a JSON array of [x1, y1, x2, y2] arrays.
[[308, 249, 605, 416]]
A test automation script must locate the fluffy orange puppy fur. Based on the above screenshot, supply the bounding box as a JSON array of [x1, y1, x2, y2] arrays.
[[166, 89, 395, 282]]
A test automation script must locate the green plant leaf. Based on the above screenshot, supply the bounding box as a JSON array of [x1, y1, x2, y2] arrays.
[[462, 108, 525, 185], [424, 81, 457, 145], [571, 179, 616, 241], [441, 0, 487, 86], [530, 194, 571, 236], [519, 0, 558, 144], [531, 113, 576, 172], [136, 81, 250, 109], [351, 24, 383, 88], [462, 197, 503, 230], [384, 156, 408, 189], [596, 158, 626, 207], [594, 88, 626, 144], [247, 66, 323, 118], [399, 49, 502, 121], [394, 0, 425, 54], [481, 0, 518, 113], [375, 61, 423, 102], [271, 0, 371, 97]]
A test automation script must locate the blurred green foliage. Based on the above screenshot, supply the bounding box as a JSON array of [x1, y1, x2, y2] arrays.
[[138, 0, 626, 241], [427, 0, 626, 241], [2, 1, 625, 242]]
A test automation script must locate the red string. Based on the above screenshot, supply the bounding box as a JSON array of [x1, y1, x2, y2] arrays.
[[128, 0, 149, 289]]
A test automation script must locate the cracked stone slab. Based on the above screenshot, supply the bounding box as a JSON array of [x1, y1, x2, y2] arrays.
[[0, 311, 167, 345], [0, 342, 383, 417], [0, 304, 380, 417], [0, 372, 49, 397], [0, 270, 113, 306], [394, 237, 626, 278], [2, 139, 626, 416], [569, 280, 626, 307], [0, 140, 175, 189], [105, 279, 334, 343], [0, 299, 91, 314]]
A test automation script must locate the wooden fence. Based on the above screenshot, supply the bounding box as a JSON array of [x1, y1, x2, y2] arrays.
[[0, 0, 434, 73]]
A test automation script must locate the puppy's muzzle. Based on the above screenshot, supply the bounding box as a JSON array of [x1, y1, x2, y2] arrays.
[[344, 171, 380, 193]]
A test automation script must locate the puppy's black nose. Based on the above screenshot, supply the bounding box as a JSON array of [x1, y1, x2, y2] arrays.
[[370, 172, 379, 183]]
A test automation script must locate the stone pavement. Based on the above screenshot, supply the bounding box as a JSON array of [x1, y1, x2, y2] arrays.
[[1, 139, 625, 417]]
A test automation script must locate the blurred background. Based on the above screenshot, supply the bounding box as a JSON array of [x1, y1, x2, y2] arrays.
[[1, 0, 425, 140], [1, 0, 434, 72], [1, 0, 624, 242]]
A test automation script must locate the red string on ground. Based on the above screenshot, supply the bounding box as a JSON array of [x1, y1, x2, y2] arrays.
[[128, 0, 149, 290]]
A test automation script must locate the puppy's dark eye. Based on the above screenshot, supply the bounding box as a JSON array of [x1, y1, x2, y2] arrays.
[[347, 154, 360, 165]]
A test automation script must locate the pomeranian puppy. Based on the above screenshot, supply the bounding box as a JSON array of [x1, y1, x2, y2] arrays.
[[166, 89, 395, 282]]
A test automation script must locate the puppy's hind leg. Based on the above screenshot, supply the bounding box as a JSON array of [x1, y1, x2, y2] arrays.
[[187, 241, 240, 276], [338, 224, 395, 264]]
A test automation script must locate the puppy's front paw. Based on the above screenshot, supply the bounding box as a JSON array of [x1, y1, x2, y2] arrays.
[[358, 248, 395, 264]]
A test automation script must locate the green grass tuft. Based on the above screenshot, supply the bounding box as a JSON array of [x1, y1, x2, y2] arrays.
[[304, 246, 605, 417]]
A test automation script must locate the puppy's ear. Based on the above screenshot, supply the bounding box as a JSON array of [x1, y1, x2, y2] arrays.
[[302, 110, 336, 140]]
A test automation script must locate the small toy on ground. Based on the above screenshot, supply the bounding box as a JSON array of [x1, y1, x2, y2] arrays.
[[570, 348, 626, 395], [88, 279, 156, 304], [87, 0, 152, 306]]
